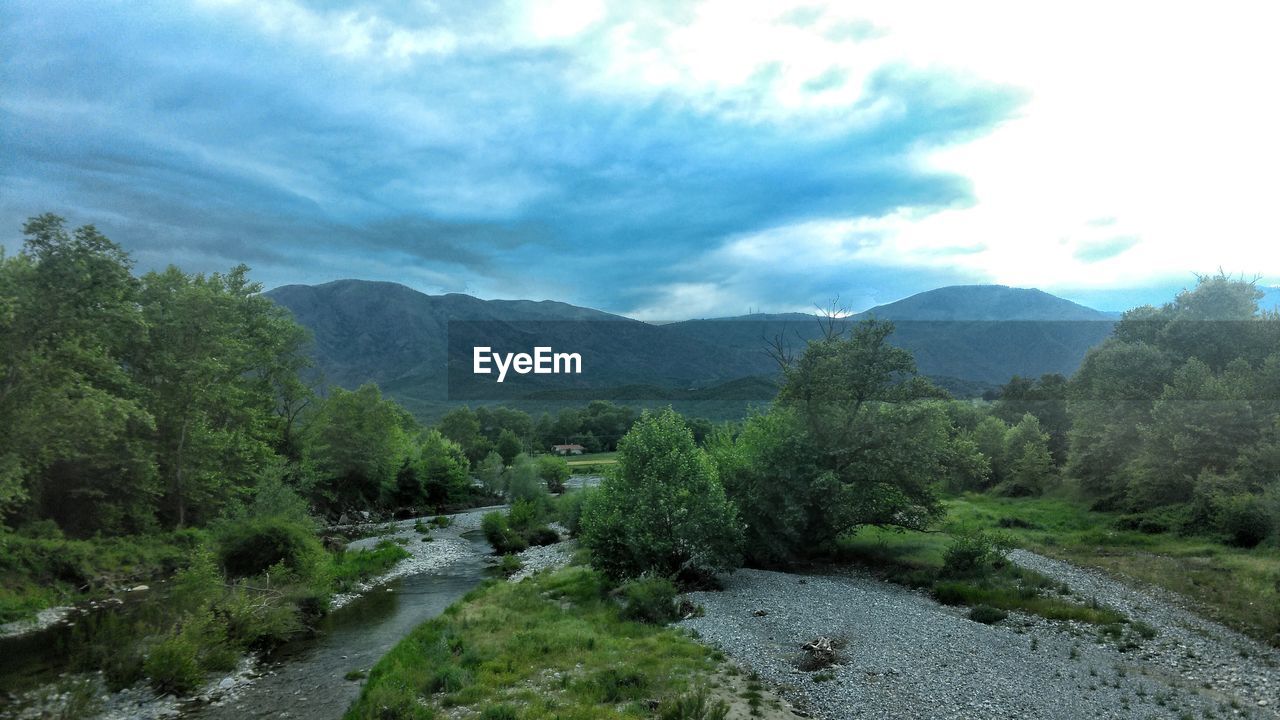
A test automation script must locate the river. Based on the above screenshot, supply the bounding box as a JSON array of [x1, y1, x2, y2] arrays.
[[0, 509, 499, 720]]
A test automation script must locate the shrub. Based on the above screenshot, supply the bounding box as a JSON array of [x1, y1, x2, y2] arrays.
[[1217, 494, 1271, 548], [968, 605, 1008, 624], [526, 526, 560, 546], [481, 512, 528, 555], [431, 515, 451, 528], [619, 575, 679, 624], [216, 517, 322, 579], [584, 668, 649, 703], [479, 705, 520, 720], [658, 689, 730, 720], [144, 632, 203, 695], [554, 488, 597, 537], [498, 554, 523, 577], [942, 531, 1012, 577]]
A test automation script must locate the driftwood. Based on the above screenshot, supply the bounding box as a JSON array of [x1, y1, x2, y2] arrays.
[[798, 635, 845, 671]]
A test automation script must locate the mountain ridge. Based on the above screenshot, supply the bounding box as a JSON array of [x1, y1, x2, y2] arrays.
[[265, 280, 1119, 419]]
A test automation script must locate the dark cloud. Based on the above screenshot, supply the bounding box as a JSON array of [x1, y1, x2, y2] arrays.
[[1, 1, 1022, 316]]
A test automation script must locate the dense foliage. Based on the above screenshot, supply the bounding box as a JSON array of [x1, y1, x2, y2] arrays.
[[711, 319, 984, 565], [581, 409, 742, 584], [1066, 274, 1280, 545]]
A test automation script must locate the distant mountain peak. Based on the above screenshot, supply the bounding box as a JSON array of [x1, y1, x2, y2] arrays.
[[857, 284, 1112, 322]]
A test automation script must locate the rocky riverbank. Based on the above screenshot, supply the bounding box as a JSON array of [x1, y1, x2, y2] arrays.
[[680, 552, 1280, 720]]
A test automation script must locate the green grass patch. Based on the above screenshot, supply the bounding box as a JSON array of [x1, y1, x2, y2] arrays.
[[0, 529, 204, 623], [835, 525, 1129, 626], [344, 566, 726, 720], [944, 493, 1280, 645], [328, 540, 411, 593]]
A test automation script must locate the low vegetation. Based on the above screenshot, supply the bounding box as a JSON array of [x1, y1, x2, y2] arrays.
[[946, 493, 1280, 644], [344, 567, 734, 720]]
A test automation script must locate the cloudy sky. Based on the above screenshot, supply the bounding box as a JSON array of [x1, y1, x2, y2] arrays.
[[3, 1, 1278, 319]]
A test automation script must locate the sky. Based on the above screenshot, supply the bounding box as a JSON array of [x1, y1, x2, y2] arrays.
[[3, 1, 1279, 320]]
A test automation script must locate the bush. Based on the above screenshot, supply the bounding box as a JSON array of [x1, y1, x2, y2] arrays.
[[1217, 494, 1272, 548], [144, 632, 203, 695], [526, 526, 560, 546], [216, 517, 322, 579], [554, 488, 597, 537], [619, 575, 679, 624], [968, 604, 1008, 624], [583, 668, 649, 703], [942, 531, 1012, 577], [480, 512, 528, 555]]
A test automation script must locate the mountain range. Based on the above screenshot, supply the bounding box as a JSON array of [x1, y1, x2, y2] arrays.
[[266, 281, 1119, 420]]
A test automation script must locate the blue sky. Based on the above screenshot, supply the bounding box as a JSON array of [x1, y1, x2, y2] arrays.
[[3, 1, 1278, 319]]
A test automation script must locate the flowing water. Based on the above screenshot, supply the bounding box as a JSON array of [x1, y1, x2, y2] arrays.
[[186, 530, 494, 719], [0, 518, 497, 720]]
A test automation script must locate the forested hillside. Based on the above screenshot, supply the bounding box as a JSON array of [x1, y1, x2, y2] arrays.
[[267, 281, 1117, 418]]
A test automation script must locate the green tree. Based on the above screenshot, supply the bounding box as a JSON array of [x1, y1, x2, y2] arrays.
[[495, 429, 523, 466], [581, 409, 742, 584], [134, 265, 310, 527], [769, 319, 951, 537], [476, 451, 505, 496], [502, 454, 546, 504], [303, 384, 415, 516], [993, 374, 1069, 464], [708, 407, 817, 566], [998, 414, 1055, 496], [971, 416, 1010, 487], [536, 454, 569, 493], [0, 216, 156, 533]]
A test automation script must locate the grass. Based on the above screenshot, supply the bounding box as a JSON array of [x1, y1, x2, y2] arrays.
[[835, 525, 1131, 627], [328, 540, 411, 592], [344, 567, 730, 720], [0, 529, 203, 623], [566, 451, 618, 474], [943, 493, 1280, 645]]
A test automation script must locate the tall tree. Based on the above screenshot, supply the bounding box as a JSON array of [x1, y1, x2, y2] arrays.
[[0, 216, 155, 533], [134, 265, 309, 527]]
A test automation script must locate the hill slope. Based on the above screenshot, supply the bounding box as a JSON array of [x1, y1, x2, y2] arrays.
[[267, 281, 1117, 418]]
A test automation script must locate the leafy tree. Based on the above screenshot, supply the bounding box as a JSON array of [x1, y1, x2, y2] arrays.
[[495, 429, 523, 466], [581, 409, 742, 584], [0, 216, 155, 533], [971, 416, 1010, 487], [1128, 359, 1256, 507], [707, 408, 818, 566], [415, 430, 470, 508], [476, 451, 505, 496], [536, 454, 569, 493], [998, 414, 1055, 496], [502, 454, 546, 504], [134, 265, 310, 527], [993, 374, 1069, 464], [438, 406, 486, 464], [769, 319, 951, 537], [302, 385, 415, 516], [1066, 339, 1175, 507]]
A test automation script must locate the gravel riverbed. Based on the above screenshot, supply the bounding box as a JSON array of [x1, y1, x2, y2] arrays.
[[680, 552, 1280, 720]]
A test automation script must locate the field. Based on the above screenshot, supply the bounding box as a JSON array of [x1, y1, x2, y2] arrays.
[[564, 451, 618, 473]]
